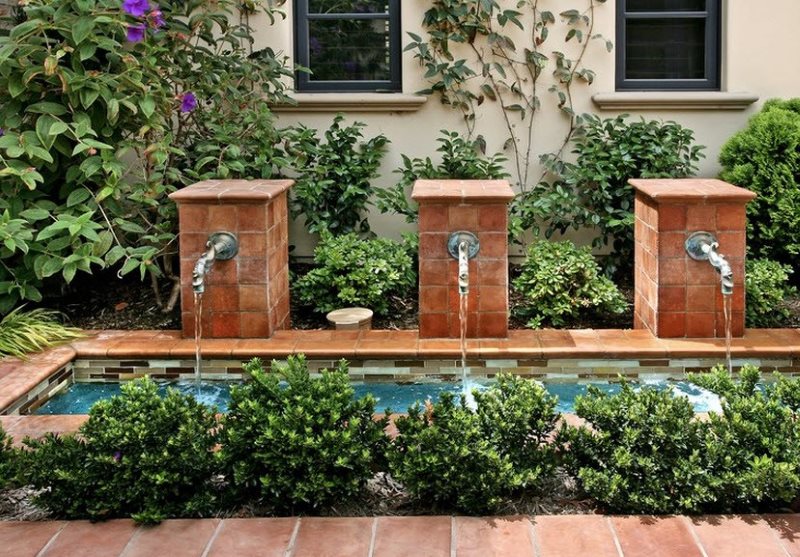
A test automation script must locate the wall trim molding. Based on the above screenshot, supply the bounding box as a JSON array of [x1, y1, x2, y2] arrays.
[[591, 91, 758, 111], [272, 93, 428, 113]]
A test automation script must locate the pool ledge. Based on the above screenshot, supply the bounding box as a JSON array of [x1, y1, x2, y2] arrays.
[[1, 327, 799, 414]]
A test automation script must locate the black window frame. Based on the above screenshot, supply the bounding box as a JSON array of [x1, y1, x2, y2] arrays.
[[616, 0, 720, 91], [294, 0, 402, 93]]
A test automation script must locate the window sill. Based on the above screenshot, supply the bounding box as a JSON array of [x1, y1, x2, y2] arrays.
[[271, 93, 428, 113], [591, 91, 759, 111]]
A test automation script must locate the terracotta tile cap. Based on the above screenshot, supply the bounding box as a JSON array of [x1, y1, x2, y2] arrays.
[[411, 179, 515, 203], [169, 180, 294, 204], [629, 178, 756, 203]]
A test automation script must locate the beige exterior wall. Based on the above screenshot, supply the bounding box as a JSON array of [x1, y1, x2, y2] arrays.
[[249, 1, 800, 256]]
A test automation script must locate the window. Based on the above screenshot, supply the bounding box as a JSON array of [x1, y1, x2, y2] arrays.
[[616, 0, 720, 91], [294, 0, 401, 92]]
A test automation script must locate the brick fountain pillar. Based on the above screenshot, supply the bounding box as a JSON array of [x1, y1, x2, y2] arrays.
[[169, 179, 293, 338], [630, 178, 756, 338], [412, 179, 515, 338]]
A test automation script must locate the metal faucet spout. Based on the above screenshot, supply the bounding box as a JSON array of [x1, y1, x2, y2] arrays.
[[701, 242, 734, 296], [190, 232, 239, 294]]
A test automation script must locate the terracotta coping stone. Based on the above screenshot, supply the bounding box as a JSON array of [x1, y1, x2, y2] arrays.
[[411, 179, 515, 203], [629, 178, 757, 203], [168, 179, 294, 204]]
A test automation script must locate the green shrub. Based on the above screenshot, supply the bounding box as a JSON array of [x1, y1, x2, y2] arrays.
[[22, 378, 219, 523], [689, 365, 800, 511], [745, 258, 797, 327], [375, 130, 509, 223], [720, 99, 800, 267], [0, 0, 290, 313], [388, 375, 559, 513], [0, 307, 83, 358], [561, 381, 712, 514], [0, 424, 16, 488], [515, 114, 704, 277], [286, 115, 388, 236], [512, 240, 627, 328], [221, 356, 388, 512], [294, 233, 416, 316]]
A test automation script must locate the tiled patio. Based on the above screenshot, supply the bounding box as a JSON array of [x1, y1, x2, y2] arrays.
[[1, 514, 798, 557]]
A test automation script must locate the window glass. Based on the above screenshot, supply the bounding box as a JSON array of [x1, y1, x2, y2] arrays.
[[626, 0, 705, 12], [625, 18, 706, 79], [308, 19, 392, 82], [308, 1, 389, 14]]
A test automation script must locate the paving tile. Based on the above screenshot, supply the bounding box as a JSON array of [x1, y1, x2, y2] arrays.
[[417, 338, 465, 357], [292, 517, 373, 557], [454, 516, 535, 557], [356, 330, 420, 358], [4, 415, 88, 444], [762, 514, 800, 557], [293, 330, 361, 358], [42, 519, 137, 557], [611, 515, 702, 557], [122, 519, 219, 557], [533, 515, 619, 557], [206, 517, 296, 557], [373, 516, 451, 557], [689, 515, 788, 557], [0, 520, 65, 557]]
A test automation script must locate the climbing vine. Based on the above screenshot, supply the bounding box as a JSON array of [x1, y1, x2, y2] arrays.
[[407, 0, 611, 196]]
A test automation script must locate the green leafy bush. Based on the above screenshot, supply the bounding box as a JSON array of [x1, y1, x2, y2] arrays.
[[375, 130, 509, 223], [286, 115, 388, 235], [512, 240, 627, 328], [388, 375, 559, 513], [221, 356, 388, 511], [516, 114, 704, 277], [22, 378, 219, 523], [0, 0, 290, 313], [745, 258, 797, 327], [0, 424, 16, 488], [561, 381, 712, 514], [720, 99, 800, 267], [294, 233, 416, 316], [0, 307, 83, 358], [689, 365, 800, 511]]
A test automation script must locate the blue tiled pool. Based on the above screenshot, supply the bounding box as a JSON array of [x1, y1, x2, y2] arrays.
[[34, 378, 722, 414]]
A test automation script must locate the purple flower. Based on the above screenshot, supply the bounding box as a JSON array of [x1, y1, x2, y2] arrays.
[[179, 91, 197, 113], [309, 36, 322, 57], [0, 128, 4, 137], [112, 451, 122, 462], [343, 60, 358, 74], [122, 0, 150, 17], [148, 9, 164, 29], [126, 23, 146, 43]]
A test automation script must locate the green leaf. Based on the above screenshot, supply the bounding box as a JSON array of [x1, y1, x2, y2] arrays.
[[66, 188, 92, 207], [72, 17, 95, 45], [140, 96, 156, 119], [27, 102, 68, 116]]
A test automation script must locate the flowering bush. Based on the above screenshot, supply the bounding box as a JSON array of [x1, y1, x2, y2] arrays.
[[0, 0, 291, 313]]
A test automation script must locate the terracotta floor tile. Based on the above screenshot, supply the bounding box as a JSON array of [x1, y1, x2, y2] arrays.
[[689, 515, 788, 557], [454, 516, 535, 557], [42, 519, 137, 557], [0, 521, 65, 557], [533, 515, 619, 557], [417, 338, 468, 357], [356, 330, 420, 357], [293, 330, 361, 358], [662, 338, 729, 358], [611, 515, 702, 557], [373, 516, 451, 557], [763, 513, 800, 557], [232, 334, 297, 358], [206, 517, 297, 557], [123, 518, 219, 557], [5, 415, 88, 443], [292, 517, 373, 557], [169, 338, 235, 358]]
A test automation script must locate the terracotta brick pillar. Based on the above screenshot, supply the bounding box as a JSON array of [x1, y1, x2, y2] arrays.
[[412, 179, 514, 338], [169, 179, 293, 338], [630, 178, 756, 338]]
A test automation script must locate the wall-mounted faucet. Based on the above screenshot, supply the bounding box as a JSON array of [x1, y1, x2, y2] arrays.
[[685, 231, 734, 296], [447, 231, 480, 294], [192, 232, 239, 293]]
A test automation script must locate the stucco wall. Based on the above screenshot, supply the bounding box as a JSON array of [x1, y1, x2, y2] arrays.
[[248, 1, 800, 256]]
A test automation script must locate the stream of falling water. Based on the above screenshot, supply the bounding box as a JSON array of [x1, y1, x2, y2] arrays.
[[723, 294, 733, 374], [459, 289, 471, 403], [193, 291, 204, 388]]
